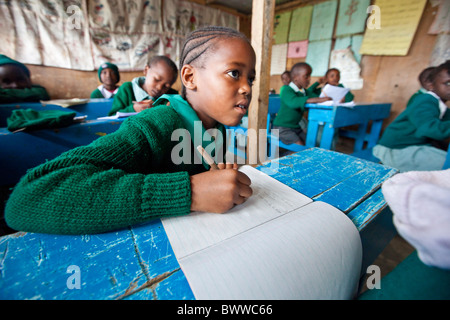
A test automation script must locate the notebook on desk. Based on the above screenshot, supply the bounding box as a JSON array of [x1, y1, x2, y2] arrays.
[[162, 165, 362, 300]]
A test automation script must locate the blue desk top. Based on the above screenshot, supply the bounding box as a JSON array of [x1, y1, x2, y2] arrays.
[[0, 148, 397, 300]]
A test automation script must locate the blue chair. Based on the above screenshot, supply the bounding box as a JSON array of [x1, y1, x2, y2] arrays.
[[267, 95, 306, 158], [225, 95, 306, 161]]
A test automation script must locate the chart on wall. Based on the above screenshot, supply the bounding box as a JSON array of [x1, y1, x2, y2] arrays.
[[0, 0, 239, 71], [359, 0, 427, 56]]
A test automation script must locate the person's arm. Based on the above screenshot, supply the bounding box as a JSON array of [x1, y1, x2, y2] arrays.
[[0, 85, 49, 103], [108, 82, 136, 115], [5, 113, 192, 235], [409, 95, 450, 141]]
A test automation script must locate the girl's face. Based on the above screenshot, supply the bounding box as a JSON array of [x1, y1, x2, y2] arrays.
[[326, 70, 340, 86], [184, 38, 256, 129], [431, 69, 450, 102], [100, 68, 118, 87], [142, 61, 176, 99]]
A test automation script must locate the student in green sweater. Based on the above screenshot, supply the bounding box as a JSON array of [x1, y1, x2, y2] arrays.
[[108, 55, 178, 116], [309, 68, 354, 103], [405, 66, 434, 106], [272, 62, 331, 145], [373, 60, 450, 172], [0, 54, 49, 103], [90, 62, 120, 99], [5, 26, 254, 235]]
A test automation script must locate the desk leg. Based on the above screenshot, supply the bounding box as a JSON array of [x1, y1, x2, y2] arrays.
[[306, 120, 320, 148], [367, 120, 383, 148], [353, 122, 368, 153], [319, 123, 334, 150]]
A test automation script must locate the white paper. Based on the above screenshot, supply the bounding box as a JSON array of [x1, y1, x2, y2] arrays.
[[97, 112, 138, 120], [162, 165, 312, 259], [319, 84, 350, 103], [179, 201, 362, 300], [162, 166, 363, 300]]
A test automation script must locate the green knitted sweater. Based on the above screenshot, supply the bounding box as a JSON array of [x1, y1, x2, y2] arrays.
[[378, 93, 450, 149], [5, 95, 220, 235]]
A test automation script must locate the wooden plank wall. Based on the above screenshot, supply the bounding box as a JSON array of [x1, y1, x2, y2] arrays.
[[24, 1, 442, 130], [268, 0, 443, 129]]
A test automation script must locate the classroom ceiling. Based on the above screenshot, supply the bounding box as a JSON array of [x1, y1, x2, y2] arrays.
[[206, 0, 297, 15]]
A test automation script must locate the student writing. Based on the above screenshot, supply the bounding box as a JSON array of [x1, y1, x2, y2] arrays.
[[5, 26, 254, 235], [108, 55, 178, 115]]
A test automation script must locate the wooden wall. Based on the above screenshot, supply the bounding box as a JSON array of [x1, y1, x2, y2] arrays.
[[25, 1, 443, 129], [268, 0, 445, 128]]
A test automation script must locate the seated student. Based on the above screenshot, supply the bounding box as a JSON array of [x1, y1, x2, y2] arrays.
[[279, 70, 291, 95], [373, 60, 450, 172], [406, 66, 435, 106], [0, 54, 50, 103], [108, 55, 178, 116], [272, 62, 331, 145], [309, 68, 354, 103], [5, 26, 254, 235], [90, 62, 120, 99]]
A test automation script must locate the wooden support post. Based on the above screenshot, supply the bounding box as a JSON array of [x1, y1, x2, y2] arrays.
[[247, 0, 275, 165]]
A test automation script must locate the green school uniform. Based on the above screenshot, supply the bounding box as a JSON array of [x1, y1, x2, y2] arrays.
[[90, 88, 104, 99], [0, 85, 50, 104], [5, 94, 225, 235], [272, 83, 318, 129], [108, 81, 138, 115], [378, 93, 450, 149]]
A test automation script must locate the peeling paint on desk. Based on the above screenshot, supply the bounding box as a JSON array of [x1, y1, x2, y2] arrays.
[[0, 220, 195, 300]]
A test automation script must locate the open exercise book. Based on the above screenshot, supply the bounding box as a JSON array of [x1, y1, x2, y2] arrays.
[[162, 166, 362, 300]]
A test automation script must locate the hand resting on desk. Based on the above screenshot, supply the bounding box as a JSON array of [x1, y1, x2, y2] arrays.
[[189, 164, 253, 214]]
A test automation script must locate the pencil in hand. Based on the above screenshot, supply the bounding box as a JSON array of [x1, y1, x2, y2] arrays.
[[196, 145, 219, 170]]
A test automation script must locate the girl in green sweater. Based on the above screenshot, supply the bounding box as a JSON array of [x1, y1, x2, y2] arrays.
[[5, 26, 255, 235], [373, 60, 450, 172], [108, 56, 178, 116]]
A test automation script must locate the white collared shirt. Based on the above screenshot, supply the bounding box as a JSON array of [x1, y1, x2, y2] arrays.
[[426, 91, 447, 119], [288, 81, 305, 95], [97, 84, 119, 99]]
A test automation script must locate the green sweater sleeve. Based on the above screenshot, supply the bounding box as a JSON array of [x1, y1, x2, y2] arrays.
[[90, 88, 104, 99], [409, 96, 450, 141], [5, 107, 193, 235], [108, 82, 136, 116], [0, 85, 50, 104]]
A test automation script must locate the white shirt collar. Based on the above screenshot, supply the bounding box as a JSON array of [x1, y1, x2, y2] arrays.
[[426, 91, 447, 119], [289, 81, 305, 94], [97, 84, 119, 99]]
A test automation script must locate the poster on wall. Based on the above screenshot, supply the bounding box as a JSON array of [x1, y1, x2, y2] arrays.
[[288, 5, 313, 42], [335, 0, 370, 37], [305, 39, 332, 77], [273, 11, 292, 45], [0, 0, 238, 71], [359, 0, 427, 56], [308, 0, 338, 41]]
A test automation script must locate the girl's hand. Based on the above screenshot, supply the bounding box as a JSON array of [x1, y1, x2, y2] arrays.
[[190, 167, 252, 213], [133, 99, 154, 112]]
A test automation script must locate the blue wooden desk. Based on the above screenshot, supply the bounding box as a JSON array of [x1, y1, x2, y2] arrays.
[[0, 119, 125, 186], [305, 103, 391, 161], [0, 148, 397, 300], [0, 98, 113, 124]]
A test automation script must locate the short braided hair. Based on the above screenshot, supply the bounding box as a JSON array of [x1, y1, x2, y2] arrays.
[[179, 25, 250, 99], [147, 55, 178, 84]]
